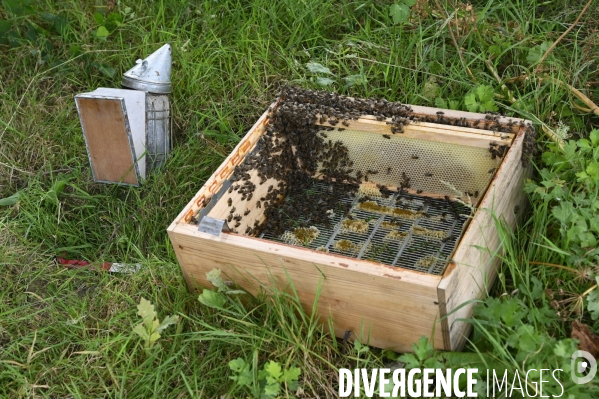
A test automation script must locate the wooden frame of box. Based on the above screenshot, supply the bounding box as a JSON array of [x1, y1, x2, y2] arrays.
[[168, 101, 531, 353]]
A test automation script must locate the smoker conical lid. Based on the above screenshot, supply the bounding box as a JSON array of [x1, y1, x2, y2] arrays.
[[122, 43, 172, 93]]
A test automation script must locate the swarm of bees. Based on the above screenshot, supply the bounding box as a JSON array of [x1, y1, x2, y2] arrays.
[[488, 141, 509, 159], [219, 87, 426, 236], [199, 86, 533, 241]]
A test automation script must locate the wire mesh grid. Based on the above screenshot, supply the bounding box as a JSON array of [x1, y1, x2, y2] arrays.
[[260, 182, 470, 275], [323, 128, 500, 198]]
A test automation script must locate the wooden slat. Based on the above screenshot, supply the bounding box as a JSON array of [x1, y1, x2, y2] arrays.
[[169, 223, 444, 351], [408, 104, 526, 127], [207, 169, 280, 234], [359, 115, 516, 137], [437, 126, 531, 350], [315, 117, 513, 149], [169, 103, 275, 226]]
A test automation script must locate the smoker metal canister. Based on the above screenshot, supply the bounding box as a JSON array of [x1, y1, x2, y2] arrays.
[[122, 43, 172, 171], [145, 93, 170, 171]]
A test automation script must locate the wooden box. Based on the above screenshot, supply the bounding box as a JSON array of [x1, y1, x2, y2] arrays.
[[168, 91, 533, 352]]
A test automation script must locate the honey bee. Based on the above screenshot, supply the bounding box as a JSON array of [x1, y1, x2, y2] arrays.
[[228, 198, 232, 206], [424, 173, 433, 177], [382, 134, 391, 139], [411, 155, 419, 160], [474, 190, 479, 198], [342, 120, 350, 127], [244, 209, 251, 216], [227, 214, 233, 222], [488, 168, 496, 174], [387, 167, 392, 174], [229, 206, 236, 214], [257, 201, 261, 208], [416, 189, 423, 194], [228, 186, 234, 194]]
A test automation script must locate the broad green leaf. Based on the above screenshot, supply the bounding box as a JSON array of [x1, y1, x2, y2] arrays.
[[156, 314, 179, 334], [96, 26, 109, 38], [578, 139, 591, 149], [132, 323, 149, 341], [198, 289, 226, 308], [229, 358, 247, 372], [137, 297, 157, 323], [501, 300, 526, 327], [413, 335, 433, 361], [148, 331, 161, 346], [587, 282, 599, 320], [526, 41, 551, 64], [0, 192, 20, 206], [93, 12, 105, 25], [586, 161, 599, 179], [517, 325, 538, 352], [553, 340, 571, 358], [306, 62, 333, 75], [389, 3, 410, 25], [590, 129, 599, 147], [423, 357, 444, 369], [464, 92, 478, 112], [403, 0, 417, 6], [428, 60, 443, 74], [229, 358, 253, 387], [150, 318, 160, 333], [488, 45, 502, 56], [344, 74, 366, 87], [552, 202, 573, 224], [282, 367, 301, 383], [263, 381, 281, 398], [206, 268, 226, 290], [434, 97, 448, 109], [476, 85, 495, 103], [398, 353, 420, 368], [382, 349, 401, 361], [449, 100, 461, 110], [264, 361, 282, 380], [106, 12, 123, 26], [316, 77, 335, 86]]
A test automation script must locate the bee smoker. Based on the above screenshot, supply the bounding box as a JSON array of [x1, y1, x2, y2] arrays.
[[121, 43, 172, 171]]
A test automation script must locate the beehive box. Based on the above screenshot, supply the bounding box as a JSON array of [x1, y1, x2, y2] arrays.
[[168, 88, 535, 352]]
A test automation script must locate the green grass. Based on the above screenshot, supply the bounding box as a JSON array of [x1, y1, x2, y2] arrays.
[[1, 0, 599, 397]]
